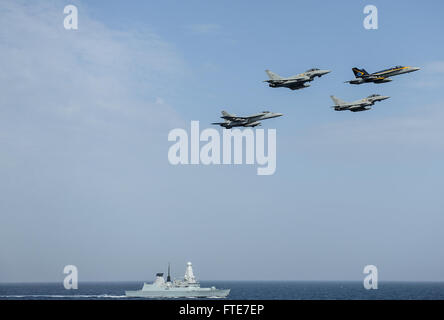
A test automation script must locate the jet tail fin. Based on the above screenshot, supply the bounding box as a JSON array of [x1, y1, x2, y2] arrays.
[[330, 95, 347, 106], [265, 70, 283, 80], [352, 67, 369, 78], [221, 110, 235, 118]]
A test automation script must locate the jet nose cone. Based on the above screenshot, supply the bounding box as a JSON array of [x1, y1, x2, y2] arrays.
[[411, 67, 420, 71], [274, 113, 283, 117], [381, 96, 390, 100]]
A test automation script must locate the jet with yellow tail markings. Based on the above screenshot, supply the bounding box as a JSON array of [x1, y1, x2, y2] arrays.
[[346, 65, 420, 84]]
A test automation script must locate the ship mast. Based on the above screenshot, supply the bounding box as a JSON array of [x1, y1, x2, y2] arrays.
[[167, 262, 171, 282]]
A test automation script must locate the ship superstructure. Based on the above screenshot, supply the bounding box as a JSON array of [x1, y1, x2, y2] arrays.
[[125, 262, 230, 298]]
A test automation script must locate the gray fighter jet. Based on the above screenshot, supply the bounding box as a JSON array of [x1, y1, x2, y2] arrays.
[[212, 110, 283, 128], [264, 68, 331, 90], [330, 94, 390, 112], [346, 65, 420, 84]]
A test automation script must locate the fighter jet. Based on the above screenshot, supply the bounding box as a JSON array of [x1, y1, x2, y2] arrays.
[[212, 110, 283, 128], [330, 94, 390, 112], [346, 65, 420, 84], [264, 68, 331, 90]]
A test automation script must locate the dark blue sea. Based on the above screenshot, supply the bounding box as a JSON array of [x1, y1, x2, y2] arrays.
[[1, 281, 444, 300]]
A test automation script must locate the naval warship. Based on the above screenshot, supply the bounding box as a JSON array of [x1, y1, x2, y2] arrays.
[[125, 262, 230, 298]]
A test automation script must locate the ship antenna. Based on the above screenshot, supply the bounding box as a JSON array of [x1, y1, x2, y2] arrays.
[[167, 262, 171, 282]]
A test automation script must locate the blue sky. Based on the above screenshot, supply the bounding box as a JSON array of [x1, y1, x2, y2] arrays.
[[0, 0, 444, 282]]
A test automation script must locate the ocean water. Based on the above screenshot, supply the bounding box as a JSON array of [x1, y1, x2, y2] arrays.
[[1, 281, 444, 300]]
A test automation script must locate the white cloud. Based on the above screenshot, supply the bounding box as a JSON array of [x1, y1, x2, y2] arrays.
[[424, 61, 444, 74], [155, 97, 165, 105], [185, 23, 221, 35], [407, 61, 444, 88], [288, 103, 444, 163], [0, 1, 187, 129], [0, 1, 194, 282]]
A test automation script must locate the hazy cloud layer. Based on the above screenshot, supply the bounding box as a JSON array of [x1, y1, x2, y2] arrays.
[[0, 1, 189, 282], [1, 1, 443, 283], [0, 0, 187, 127], [406, 61, 444, 88], [185, 23, 221, 35]]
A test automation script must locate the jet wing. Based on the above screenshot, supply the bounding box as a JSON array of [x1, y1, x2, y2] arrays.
[[287, 76, 310, 82], [349, 106, 369, 112], [288, 82, 309, 90], [221, 111, 246, 121], [285, 76, 311, 89], [244, 121, 261, 127], [221, 115, 248, 121], [266, 75, 309, 83], [263, 79, 284, 83], [363, 75, 387, 81], [224, 113, 267, 120]]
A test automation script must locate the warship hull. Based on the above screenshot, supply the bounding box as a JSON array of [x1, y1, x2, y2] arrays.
[[125, 288, 230, 298]]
